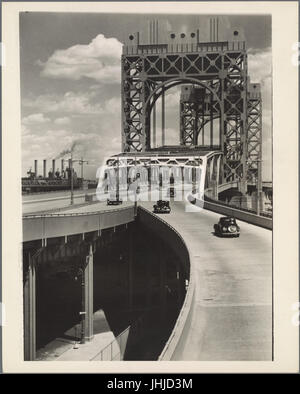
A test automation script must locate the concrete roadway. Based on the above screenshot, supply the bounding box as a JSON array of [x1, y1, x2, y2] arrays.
[[23, 190, 97, 215], [23, 190, 272, 360], [141, 199, 272, 361], [22, 190, 135, 215]]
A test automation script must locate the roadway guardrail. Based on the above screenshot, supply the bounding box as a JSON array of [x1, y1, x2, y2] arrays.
[[189, 195, 272, 230], [137, 207, 195, 361]]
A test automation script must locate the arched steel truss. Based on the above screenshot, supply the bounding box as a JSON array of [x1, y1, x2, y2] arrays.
[[121, 40, 262, 194]]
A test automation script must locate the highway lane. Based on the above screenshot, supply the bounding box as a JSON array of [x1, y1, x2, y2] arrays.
[[141, 199, 272, 360], [22, 190, 97, 215], [52, 200, 134, 214], [22, 189, 95, 202], [22, 189, 136, 215], [23, 189, 272, 360]]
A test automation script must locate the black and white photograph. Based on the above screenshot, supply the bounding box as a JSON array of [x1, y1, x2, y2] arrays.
[[1, 1, 299, 374]]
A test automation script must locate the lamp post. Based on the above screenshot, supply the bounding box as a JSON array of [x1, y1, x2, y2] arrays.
[[246, 158, 262, 215], [70, 150, 74, 205], [70, 156, 90, 203], [79, 157, 89, 188], [75, 267, 85, 344]]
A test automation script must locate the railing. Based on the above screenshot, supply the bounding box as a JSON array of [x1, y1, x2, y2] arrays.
[[123, 41, 246, 55], [90, 326, 130, 361], [204, 194, 273, 218], [23, 206, 136, 242], [189, 195, 272, 230], [90, 309, 163, 361], [23, 191, 96, 205], [137, 207, 195, 361]]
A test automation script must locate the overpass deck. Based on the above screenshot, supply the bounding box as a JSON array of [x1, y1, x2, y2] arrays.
[[141, 200, 272, 360], [23, 191, 272, 361]]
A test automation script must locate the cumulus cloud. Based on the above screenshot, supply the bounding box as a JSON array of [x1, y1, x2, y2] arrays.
[[39, 34, 122, 84], [247, 48, 272, 180], [165, 88, 181, 109], [248, 47, 272, 110], [21, 104, 122, 178], [22, 113, 50, 125], [23, 91, 103, 114], [154, 126, 179, 146], [22, 126, 121, 179], [23, 91, 121, 116], [248, 47, 272, 84], [54, 117, 71, 125]]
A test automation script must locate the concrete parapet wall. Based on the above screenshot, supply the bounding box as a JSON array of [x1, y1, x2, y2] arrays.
[[23, 206, 135, 242], [198, 197, 272, 230], [137, 207, 195, 360]]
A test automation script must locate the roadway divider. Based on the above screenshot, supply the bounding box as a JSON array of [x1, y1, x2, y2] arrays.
[[137, 207, 195, 361], [188, 195, 272, 230], [23, 191, 96, 204]]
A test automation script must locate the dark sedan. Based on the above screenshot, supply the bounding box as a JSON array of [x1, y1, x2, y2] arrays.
[[107, 196, 123, 205], [153, 200, 171, 214], [214, 216, 240, 237]]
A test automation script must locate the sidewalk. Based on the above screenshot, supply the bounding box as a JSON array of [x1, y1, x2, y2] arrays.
[[36, 309, 119, 361]]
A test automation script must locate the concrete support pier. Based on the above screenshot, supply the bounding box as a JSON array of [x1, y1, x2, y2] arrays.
[[83, 244, 94, 342], [24, 252, 36, 361]]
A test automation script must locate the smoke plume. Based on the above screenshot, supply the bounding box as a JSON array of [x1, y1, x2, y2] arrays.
[[56, 141, 77, 159]]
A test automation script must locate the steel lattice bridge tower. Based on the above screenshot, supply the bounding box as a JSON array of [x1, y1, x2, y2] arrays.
[[115, 18, 262, 199]]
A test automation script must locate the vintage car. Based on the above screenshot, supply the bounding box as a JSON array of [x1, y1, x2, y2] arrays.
[[153, 200, 171, 214], [167, 187, 176, 197], [214, 216, 240, 237], [107, 196, 123, 205]]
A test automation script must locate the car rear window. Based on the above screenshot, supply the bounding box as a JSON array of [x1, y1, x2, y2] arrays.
[[221, 218, 236, 223]]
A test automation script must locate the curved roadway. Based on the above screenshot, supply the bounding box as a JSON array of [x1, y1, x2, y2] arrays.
[[23, 191, 272, 360], [141, 199, 272, 361]]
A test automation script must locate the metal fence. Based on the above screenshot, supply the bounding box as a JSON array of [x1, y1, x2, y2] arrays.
[[90, 326, 130, 361], [204, 194, 272, 218], [89, 310, 161, 361]]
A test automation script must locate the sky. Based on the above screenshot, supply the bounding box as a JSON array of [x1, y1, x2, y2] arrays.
[[20, 12, 272, 180]]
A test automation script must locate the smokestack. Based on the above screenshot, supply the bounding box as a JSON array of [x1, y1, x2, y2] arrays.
[[52, 159, 55, 174], [43, 160, 46, 178], [61, 159, 64, 174], [68, 159, 72, 180], [34, 160, 38, 177]]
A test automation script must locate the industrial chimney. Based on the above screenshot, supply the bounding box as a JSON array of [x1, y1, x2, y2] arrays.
[[34, 160, 38, 178], [43, 160, 47, 178], [61, 159, 64, 174], [52, 159, 55, 174]]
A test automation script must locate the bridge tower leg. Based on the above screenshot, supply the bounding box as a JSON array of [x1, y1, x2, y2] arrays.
[[215, 155, 221, 199], [162, 86, 165, 146], [247, 83, 263, 213], [24, 252, 36, 361]]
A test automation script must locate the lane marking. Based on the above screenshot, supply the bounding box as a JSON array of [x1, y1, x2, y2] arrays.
[[197, 302, 272, 308]]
